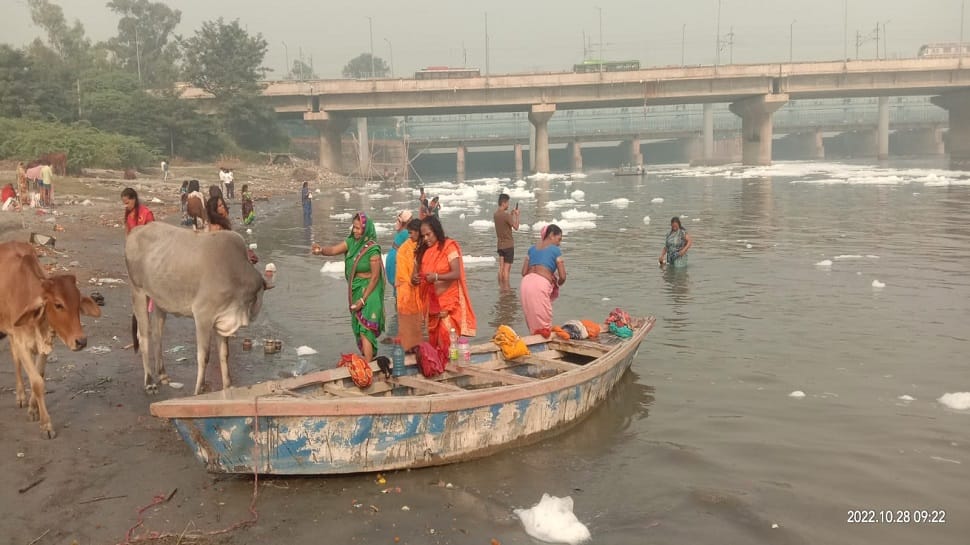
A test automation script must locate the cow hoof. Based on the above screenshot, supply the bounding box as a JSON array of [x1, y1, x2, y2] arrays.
[[42, 426, 55, 439], [27, 407, 39, 421], [16, 397, 26, 409], [159, 374, 171, 385], [145, 384, 159, 395]]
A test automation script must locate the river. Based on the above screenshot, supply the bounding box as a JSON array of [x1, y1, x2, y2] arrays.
[[229, 159, 969, 544]]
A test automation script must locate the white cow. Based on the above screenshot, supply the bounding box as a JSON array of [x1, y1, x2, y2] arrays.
[[125, 222, 270, 394]]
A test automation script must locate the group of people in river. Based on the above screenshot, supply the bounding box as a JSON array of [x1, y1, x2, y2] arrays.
[[120, 171, 691, 365]]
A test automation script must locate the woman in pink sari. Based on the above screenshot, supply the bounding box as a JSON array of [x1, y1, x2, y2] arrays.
[[413, 216, 476, 356], [519, 224, 566, 337]]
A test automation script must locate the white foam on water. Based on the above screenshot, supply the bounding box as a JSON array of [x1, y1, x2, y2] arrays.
[[514, 493, 591, 545], [692, 218, 701, 222], [519, 224, 531, 231], [469, 220, 493, 229], [459, 213, 466, 219], [506, 186, 534, 199], [898, 395, 916, 402], [651, 197, 664, 204], [834, 255, 863, 260], [746, 244, 753, 249], [341, 191, 350, 200], [642, 216, 651, 225], [871, 279, 886, 288], [368, 193, 390, 199], [590, 203, 600, 209], [561, 208, 597, 220], [463, 255, 496, 267], [938, 392, 970, 410], [602, 297, 611, 301], [815, 260, 833, 268], [607, 198, 630, 208], [789, 390, 806, 398], [320, 261, 343, 276], [527, 172, 571, 182], [866, 254, 880, 259], [373, 222, 394, 234], [571, 190, 586, 201], [514, 179, 527, 187], [570, 173, 588, 179], [546, 198, 577, 209], [296, 346, 318, 356], [330, 213, 353, 220]]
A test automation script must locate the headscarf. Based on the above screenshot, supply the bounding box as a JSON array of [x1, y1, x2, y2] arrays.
[[344, 211, 381, 279]]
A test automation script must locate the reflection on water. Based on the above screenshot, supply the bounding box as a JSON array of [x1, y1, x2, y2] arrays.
[[489, 288, 521, 329]]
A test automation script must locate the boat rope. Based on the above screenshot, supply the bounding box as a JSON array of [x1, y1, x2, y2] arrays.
[[116, 397, 265, 544]]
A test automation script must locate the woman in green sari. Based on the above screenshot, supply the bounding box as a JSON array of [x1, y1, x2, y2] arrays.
[[658, 216, 692, 269], [312, 211, 385, 361]]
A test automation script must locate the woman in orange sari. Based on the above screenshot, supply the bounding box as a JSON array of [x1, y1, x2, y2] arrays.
[[412, 216, 476, 356], [395, 218, 425, 351]]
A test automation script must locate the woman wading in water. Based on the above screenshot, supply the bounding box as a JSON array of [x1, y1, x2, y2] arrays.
[[659, 216, 692, 269]]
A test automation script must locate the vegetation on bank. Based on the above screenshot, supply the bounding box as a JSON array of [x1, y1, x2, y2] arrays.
[[0, 0, 287, 170], [0, 118, 155, 173]]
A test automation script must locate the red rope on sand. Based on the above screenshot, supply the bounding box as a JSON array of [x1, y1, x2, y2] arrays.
[[118, 398, 263, 544]]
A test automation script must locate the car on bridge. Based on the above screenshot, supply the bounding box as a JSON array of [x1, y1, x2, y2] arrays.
[[917, 42, 970, 58]]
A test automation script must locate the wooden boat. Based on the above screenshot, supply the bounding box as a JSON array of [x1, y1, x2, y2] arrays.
[[150, 317, 655, 475], [612, 165, 645, 176]]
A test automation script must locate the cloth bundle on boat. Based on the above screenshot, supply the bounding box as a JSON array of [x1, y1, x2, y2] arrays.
[[415, 342, 447, 377], [606, 308, 634, 339], [339, 353, 373, 388], [492, 325, 530, 359], [561, 320, 588, 340]]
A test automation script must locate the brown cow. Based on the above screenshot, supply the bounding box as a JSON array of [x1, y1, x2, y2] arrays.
[[0, 242, 100, 438], [38, 152, 67, 176]]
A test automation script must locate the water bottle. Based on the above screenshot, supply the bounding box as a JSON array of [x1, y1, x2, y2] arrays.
[[392, 338, 405, 377], [459, 337, 471, 364], [448, 328, 459, 363]]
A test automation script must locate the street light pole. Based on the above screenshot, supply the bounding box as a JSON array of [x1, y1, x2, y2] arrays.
[[367, 16, 375, 78], [282, 41, 289, 79], [682, 23, 686, 66], [484, 12, 490, 76], [596, 6, 604, 72], [790, 19, 796, 63], [843, 0, 848, 60], [715, 0, 722, 66], [384, 38, 394, 77]]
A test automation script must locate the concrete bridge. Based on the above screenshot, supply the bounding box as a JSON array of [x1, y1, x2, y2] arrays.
[[182, 58, 970, 171]]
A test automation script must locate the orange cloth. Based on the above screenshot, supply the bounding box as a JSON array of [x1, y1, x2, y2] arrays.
[[395, 238, 425, 350], [550, 326, 570, 340], [580, 320, 601, 338], [421, 238, 477, 353]]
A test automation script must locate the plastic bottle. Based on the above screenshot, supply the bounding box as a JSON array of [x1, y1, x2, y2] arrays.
[[459, 337, 471, 364], [392, 338, 405, 377], [448, 328, 459, 363]]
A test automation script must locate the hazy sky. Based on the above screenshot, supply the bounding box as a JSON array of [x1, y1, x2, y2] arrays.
[[2, 0, 960, 77]]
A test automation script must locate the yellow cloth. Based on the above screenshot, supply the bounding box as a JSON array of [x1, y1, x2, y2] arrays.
[[492, 325, 530, 359]]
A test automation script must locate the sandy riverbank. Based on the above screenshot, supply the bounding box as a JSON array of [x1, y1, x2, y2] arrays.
[[0, 163, 372, 545]]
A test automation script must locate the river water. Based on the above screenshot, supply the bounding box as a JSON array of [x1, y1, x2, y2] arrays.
[[232, 159, 969, 544]]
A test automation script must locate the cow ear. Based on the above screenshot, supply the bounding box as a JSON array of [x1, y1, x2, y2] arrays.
[[15, 297, 45, 327], [79, 296, 102, 318]]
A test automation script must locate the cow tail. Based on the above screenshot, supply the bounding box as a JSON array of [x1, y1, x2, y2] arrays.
[[131, 314, 139, 353]]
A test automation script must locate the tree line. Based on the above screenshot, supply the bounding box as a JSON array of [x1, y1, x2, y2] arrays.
[[0, 0, 286, 169]]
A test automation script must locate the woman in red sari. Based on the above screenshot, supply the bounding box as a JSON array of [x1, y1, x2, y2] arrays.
[[121, 187, 155, 234], [412, 216, 476, 356]]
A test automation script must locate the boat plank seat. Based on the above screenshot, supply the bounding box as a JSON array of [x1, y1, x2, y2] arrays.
[[512, 354, 582, 373], [459, 365, 538, 384], [547, 340, 609, 358], [323, 383, 368, 397], [393, 375, 465, 394]]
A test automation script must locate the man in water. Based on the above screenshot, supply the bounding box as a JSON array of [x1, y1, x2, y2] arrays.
[[493, 193, 520, 290]]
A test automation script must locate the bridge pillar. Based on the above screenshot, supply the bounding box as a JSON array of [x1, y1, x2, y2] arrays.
[[356, 118, 371, 175], [513, 143, 524, 177], [305, 112, 350, 174], [931, 91, 970, 169], [729, 94, 789, 165], [703, 103, 715, 160], [878, 97, 890, 160], [456, 143, 467, 180], [528, 104, 556, 173], [568, 141, 583, 171], [890, 126, 945, 156]]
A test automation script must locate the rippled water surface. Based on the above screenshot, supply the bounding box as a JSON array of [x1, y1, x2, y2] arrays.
[[239, 159, 969, 544]]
